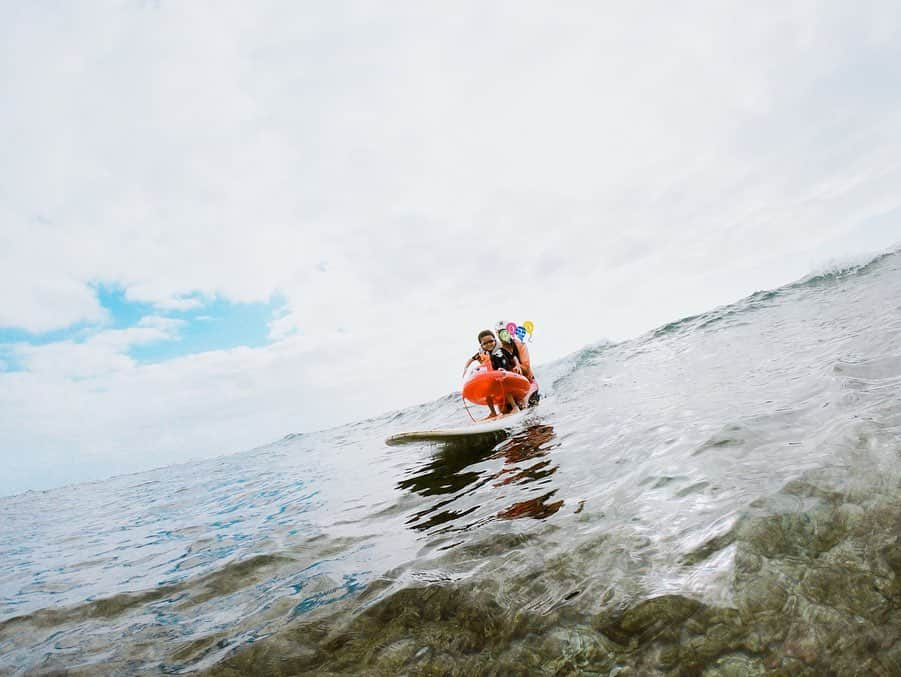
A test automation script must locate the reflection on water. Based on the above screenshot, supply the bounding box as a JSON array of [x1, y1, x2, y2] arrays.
[[396, 434, 503, 497], [399, 424, 561, 531], [494, 424, 564, 520]]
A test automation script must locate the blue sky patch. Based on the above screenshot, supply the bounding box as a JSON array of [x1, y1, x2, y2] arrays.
[[128, 294, 284, 363], [0, 284, 287, 371], [97, 285, 158, 329], [0, 346, 22, 372]]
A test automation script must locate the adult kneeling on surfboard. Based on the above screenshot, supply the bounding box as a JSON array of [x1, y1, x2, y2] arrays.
[[495, 320, 540, 407]]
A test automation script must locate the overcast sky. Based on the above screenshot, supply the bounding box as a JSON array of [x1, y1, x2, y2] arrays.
[[2, 1, 900, 496]]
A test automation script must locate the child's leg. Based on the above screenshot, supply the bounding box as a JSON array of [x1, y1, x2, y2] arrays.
[[486, 398, 498, 418]]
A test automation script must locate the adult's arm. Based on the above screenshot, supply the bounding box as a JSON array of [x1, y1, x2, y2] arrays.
[[515, 338, 531, 372]]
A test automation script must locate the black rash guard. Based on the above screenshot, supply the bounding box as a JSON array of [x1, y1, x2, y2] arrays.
[[471, 347, 516, 371]]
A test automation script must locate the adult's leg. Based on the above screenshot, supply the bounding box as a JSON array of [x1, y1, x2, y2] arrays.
[[505, 393, 521, 413], [526, 379, 540, 407]]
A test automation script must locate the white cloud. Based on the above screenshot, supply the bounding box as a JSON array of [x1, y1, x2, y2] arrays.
[[150, 296, 204, 311], [267, 312, 298, 341], [12, 324, 175, 379], [2, 1, 901, 494], [137, 315, 185, 332]]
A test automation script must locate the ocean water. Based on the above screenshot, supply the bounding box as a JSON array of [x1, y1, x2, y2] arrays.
[[2, 251, 900, 674]]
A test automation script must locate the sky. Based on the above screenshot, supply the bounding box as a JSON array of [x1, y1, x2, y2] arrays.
[[2, 1, 900, 497]]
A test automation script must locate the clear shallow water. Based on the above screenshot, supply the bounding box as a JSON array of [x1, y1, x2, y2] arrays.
[[2, 251, 900, 674]]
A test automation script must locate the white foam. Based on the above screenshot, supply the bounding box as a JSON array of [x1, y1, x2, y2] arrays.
[[799, 248, 891, 284]]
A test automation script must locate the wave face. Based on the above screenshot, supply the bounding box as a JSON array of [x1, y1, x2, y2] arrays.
[[2, 251, 900, 674]]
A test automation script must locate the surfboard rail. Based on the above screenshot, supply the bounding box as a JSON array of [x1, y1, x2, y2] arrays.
[[385, 409, 530, 446]]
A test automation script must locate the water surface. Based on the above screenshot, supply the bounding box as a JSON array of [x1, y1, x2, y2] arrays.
[[2, 251, 900, 674]]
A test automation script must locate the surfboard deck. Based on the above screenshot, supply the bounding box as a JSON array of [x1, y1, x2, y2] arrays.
[[385, 409, 530, 446]]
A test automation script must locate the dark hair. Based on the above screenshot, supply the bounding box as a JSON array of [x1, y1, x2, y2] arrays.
[[477, 330, 495, 342]]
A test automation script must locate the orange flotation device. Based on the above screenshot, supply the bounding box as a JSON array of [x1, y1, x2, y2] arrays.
[[462, 355, 532, 406]]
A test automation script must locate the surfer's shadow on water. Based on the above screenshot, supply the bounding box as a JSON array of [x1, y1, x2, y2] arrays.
[[397, 423, 563, 533]]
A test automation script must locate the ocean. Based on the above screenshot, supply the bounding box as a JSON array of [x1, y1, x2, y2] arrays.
[[2, 250, 900, 674]]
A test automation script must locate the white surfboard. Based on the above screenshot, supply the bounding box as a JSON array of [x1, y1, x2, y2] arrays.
[[385, 408, 530, 446]]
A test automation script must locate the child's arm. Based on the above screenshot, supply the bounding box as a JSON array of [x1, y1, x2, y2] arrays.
[[462, 353, 481, 376]]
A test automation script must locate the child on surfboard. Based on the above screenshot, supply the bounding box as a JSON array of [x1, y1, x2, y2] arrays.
[[462, 330, 523, 418]]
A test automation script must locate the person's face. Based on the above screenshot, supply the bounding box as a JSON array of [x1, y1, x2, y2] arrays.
[[480, 335, 497, 350]]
